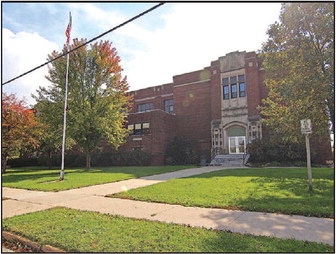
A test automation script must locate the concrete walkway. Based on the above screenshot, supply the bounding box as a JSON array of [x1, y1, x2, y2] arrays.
[[2, 166, 334, 246]]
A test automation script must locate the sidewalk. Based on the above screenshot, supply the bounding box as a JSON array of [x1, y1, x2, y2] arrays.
[[2, 166, 334, 246]]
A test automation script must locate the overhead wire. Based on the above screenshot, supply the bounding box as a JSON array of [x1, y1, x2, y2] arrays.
[[2, 2, 165, 86]]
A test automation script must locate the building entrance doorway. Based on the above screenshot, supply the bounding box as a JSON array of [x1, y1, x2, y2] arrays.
[[229, 136, 245, 154]]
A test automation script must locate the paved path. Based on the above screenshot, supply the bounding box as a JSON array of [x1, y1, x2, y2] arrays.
[[2, 166, 334, 246]]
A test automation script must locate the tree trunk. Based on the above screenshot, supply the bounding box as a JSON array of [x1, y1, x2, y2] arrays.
[[48, 151, 53, 170], [86, 151, 91, 170], [2, 156, 8, 174]]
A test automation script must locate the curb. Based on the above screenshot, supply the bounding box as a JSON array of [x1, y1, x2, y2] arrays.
[[2, 231, 65, 252]]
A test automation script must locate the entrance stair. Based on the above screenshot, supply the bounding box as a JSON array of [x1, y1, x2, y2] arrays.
[[210, 154, 246, 167]]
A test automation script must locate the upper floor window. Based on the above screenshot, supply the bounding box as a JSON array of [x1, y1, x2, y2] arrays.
[[239, 82, 246, 97], [238, 75, 246, 97], [223, 85, 229, 100], [231, 83, 237, 98], [164, 99, 174, 113], [137, 102, 154, 112], [222, 74, 246, 100]]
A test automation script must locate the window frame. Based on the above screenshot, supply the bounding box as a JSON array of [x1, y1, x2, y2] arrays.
[[164, 99, 174, 113]]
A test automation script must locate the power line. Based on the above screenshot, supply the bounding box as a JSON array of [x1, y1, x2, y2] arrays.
[[2, 2, 165, 86]]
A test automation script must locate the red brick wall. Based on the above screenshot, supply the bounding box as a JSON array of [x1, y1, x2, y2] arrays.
[[128, 83, 174, 114], [245, 52, 262, 118], [173, 70, 212, 159], [121, 110, 177, 165], [209, 60, 222, 121]]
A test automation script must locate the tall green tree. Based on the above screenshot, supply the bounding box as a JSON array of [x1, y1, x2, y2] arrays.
[[34, 38, 131, 169], [260, 3, 334, 142]]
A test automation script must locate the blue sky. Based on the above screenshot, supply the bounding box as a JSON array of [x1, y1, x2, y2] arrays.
[[2, 2, 281, 105]]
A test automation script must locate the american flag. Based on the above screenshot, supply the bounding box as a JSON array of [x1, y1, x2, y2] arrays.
[[65, 12, 72, 46]]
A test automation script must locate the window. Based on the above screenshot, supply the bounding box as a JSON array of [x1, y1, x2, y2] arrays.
[[128, 123, 150, 135], [142, 122, 150, 134], [127, 124, 134, 133], [230, 76, 237, 99], [137, 103, 154, 112], [223, 75, 245, 99], [230, 76, 237, 84], [223, 85, 229, 100], [222, 77, 229, 86], [239, 82, 246, 97], [164, 99, 174, 113], [238, 75, 245, 82], [238, 75, 246, 97], [134, 123, 142, 135], [231, 84, 237, 98]]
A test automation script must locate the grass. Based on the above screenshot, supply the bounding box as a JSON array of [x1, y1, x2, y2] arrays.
[[2, 165, 195, 191], [110, 167, 335, 218], [2, 207, 333, 252]]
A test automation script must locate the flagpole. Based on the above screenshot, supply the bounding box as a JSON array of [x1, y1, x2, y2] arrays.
[[60, 12, 71, 181]]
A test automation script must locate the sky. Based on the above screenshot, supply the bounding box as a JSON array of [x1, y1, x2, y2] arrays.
[[2, 2, 282, 106]]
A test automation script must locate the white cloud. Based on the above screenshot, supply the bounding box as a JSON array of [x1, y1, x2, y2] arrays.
[[2, 3, 282, 103], [122, 3, 281, 90], [2, 28, 59, 106]]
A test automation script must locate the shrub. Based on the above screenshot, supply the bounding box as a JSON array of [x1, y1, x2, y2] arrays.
[[165, 136, 199, 165], [247, 138, 306, 164], [7, 158, 39, 167]]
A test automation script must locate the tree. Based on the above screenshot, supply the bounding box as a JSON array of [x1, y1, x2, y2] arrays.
[[34, 106, 74, 170], [1, 93, 41, 172], [260, 3, 334, 142], [34, 38, 131, 170]]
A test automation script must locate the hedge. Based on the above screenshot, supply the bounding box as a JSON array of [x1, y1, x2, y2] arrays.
[[7, 150, 151, 168]]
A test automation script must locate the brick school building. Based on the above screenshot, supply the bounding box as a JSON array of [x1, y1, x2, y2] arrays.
[[119, 51, 332, 166]]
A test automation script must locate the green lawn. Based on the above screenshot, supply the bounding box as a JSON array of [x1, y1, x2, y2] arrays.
[[2, 207, 333, 252], [2, 165, 195, 191], [110, 167, 334, 218]]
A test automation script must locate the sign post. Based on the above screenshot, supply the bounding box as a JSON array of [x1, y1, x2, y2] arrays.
[[300, 119, 313, 192]]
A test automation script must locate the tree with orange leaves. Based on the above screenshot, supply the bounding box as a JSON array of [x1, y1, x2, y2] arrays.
[[2, 93, 41, 172], [34, 39, 131, 170]]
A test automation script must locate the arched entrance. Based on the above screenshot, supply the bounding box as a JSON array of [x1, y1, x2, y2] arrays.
[[226, 126, 246, 154]]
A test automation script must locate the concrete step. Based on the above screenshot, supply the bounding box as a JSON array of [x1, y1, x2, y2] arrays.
[[210, 154, 245, 166]]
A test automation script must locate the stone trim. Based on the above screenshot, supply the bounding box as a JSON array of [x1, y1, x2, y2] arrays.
[[220, 67, 245, 74], [133, 93, 173, 103], [174, 79, 211, 88], [126, 109, 176, 116], [134, 96, 156, 102]]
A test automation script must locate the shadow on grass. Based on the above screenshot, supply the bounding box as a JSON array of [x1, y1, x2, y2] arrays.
[[2, 171, 60, 184], [2, 166, 193, 185], [187, 167, 333, 180]]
